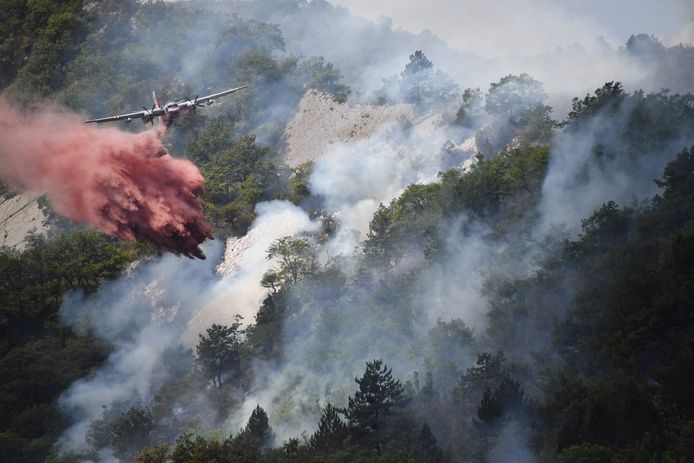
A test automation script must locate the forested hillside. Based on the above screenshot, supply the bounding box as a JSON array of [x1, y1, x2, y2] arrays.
[[1, 1, 694, 463]]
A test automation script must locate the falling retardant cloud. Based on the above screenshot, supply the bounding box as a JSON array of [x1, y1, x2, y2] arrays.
[[0, 99, 212, 258]]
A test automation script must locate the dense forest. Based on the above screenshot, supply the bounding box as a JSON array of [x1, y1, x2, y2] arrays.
[[1, 1, 694, 462]]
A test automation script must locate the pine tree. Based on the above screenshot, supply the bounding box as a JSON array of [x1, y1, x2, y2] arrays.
[[243, 405, 274, 448], [416, 423, 443, 463], [345, 359, 405, 454], [399, 50, 457, 106], [476, 374, 526, 430], [309, 403, 348, 454], [403, 50, 433, 77], [228, 405, 274, 463]]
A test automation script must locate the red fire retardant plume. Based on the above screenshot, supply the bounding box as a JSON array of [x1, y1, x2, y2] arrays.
[[0, 100, 213, 259]]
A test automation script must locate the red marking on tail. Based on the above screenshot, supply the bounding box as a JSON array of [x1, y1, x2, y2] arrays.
[[152, 91, 161, 110], [152, 91, 169, 128]]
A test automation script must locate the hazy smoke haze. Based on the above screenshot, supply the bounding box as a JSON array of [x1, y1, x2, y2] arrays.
[[17, 1, 688, 461], [329, 0, 694, 57]]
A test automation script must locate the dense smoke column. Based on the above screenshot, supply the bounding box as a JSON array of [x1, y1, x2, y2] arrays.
[[0, 99, 213, 258]]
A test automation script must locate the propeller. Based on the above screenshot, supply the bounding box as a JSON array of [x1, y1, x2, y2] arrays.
[[185, 95, 205, 113], [143, 105, 155, 125]]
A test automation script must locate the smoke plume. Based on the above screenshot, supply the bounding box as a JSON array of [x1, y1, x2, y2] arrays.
[[0, 99, 212, 258]]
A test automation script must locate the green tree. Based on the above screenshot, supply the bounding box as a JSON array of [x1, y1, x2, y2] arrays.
[[475, 73, 554, 153], [403, 50, 433, 75], [135, 443, 169, 463], [455, 87, 484, 127], [298, 56, 351, 102], [0, 227, 132, 463], [454, 352, 508, 421], [262, 236, 318, 289], [199, 134, 276, 233], [345, 360, 406, 455], [184, 118, 236, 165], [415, 423, 443, 463], [8, 10, 86, 98], [475, 374, 526, 431], [566, 81, 625, 124], [654, 146, 694, 204], [398, 50, 458, 107], [308, 403, 348, 454], [87, 406, 156, 462], [1, 0, 87, 96], [423, 319, 475, 390], [485, 73, 547, 123], [287, 161, 313, 205], [196, 316, 244, 388], [625, 34, 666, 57], [245, 292, 287, 359], [361, 203, 400, 271], [227, 405, 274, 463], [241, 404, 274, 448], [170, 432, 234, 463]]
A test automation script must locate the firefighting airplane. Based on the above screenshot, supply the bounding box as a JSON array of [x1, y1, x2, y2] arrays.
[[84, 85, 248, 127]]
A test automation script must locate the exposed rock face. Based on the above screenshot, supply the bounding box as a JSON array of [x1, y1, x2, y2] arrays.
[[182, 202, 318, 345], [0, 192, 48, 249], [283, 90, 415, 167]]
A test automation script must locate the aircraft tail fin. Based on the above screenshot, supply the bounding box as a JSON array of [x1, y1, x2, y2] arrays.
[[152, 91, 167, 127], [152, 91, 161, 110]]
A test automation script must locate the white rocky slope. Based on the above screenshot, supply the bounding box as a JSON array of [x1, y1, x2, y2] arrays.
[[0, 192, 48, 249], [283, 90, 415, 167]]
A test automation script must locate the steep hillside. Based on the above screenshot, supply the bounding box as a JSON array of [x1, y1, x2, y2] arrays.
[[3, 2, 694, 462], [0, 192, 48, 249], [283, 91, 415, 167]]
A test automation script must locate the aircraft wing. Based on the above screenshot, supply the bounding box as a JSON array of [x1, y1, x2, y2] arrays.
[[186, 85, 249, 106], [84, 110, 150, 124]]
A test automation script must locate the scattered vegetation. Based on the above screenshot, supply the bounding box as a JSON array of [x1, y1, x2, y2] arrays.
[[0, 231, 135, 462], [2, 1, 694, 463]]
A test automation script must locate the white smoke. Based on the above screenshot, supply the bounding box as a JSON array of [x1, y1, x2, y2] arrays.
[[216, 0, 693, 111], [184, 201, 320, 342], [52, 1, 694, 460], [58, 201, 317, 452], [58, 243, 224, 451], [310, 113, 475, 255], [222, 106, 486, 442], [536, 104, 693, 235]]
